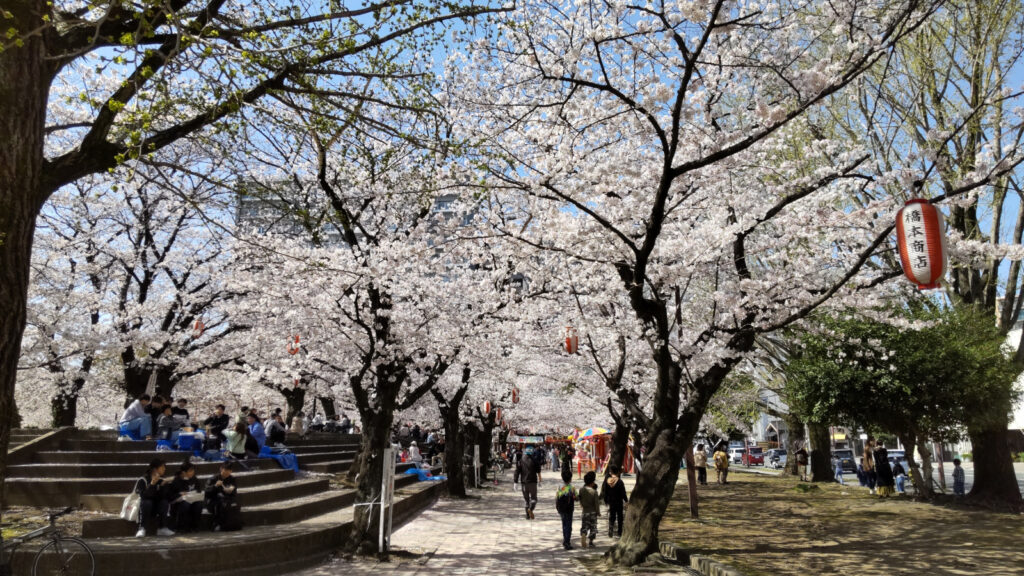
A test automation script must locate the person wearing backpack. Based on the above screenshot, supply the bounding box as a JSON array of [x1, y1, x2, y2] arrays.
[[205, 461, 241, 531], [579, 471, 600, 548], [515, 447, 542, 519], [555, 469, 578, 550]]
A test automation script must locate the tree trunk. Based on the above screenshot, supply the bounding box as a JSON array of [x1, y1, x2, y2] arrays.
[[280, 386, 306, 427], [606, 402, 631, 477], [606, 426, 684, 566], [317, 396, 337, 418], [51, 377, 85, 427], [918, 440, 936, 494], [899, 432, 931, 498], [683, 444, 698, 518], [0, 0, 49, 517], [475, 416, 494, 483], [434, 383, 468, 497], [784, 413, 805, 476], [347, 409, 394, 555], [967, 425, 1023, 510], [807, 422, 832, 482]]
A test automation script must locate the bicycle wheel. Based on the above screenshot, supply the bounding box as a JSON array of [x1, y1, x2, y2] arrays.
[[31, 537, 95, 576]]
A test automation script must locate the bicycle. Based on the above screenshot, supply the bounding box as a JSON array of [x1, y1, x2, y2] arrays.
[[0, 507, 95, 576]]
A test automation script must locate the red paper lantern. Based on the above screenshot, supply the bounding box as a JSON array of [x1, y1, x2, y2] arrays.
[[564, 326, 579, 354], [896, 199, 948, 290], [287, 334, 301, 355], [293, 378, 300, 388], [483, 401, 492, 414], [511, 387, 520, 404], [192, 320, 205, 338], [496, 407, 503, 422]]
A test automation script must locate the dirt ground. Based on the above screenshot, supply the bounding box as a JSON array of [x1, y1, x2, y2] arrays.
[[658, 470, 1024, 576]]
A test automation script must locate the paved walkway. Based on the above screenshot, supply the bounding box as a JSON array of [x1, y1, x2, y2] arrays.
[[289, 472, 627, 575]]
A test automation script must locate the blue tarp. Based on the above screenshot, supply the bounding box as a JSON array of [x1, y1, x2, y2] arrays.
[[260, 446, 300, 474], [404, 468, 446, 481]]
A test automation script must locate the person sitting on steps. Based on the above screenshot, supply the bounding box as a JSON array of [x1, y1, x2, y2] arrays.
[[135, 458, 174, 537], [266, 413, 287, 446], [222, 421, 253, 460], [204, 461, 241, 531], [119, 394, 153, 440], [165, 460, 204, 533], [156, 403, 183, 445]]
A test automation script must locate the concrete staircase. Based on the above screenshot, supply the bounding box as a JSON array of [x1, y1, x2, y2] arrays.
[[8, 428, 48, 450], [4, 429, 445, 575]]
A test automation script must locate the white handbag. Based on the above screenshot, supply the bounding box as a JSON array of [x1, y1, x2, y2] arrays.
[[120, 492, 141, 522]]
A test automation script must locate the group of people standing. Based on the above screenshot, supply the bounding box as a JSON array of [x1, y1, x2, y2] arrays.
[[690, 443, 731, 485], [857, 438, 900, 496]]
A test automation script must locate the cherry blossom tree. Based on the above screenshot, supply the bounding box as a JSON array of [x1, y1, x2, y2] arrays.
[[0, 0, 502, 515], [449, 0, 1024, 564]]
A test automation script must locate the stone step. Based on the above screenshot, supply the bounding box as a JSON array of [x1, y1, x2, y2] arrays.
[[294, 450, 358, 465], [4, 468, 295, 507], [34, 450, 218, 464], [285, 443, 360, 454], [80, 477, 330, 513], [61, 439, 161, 451], [303, 459, 355, 474], [6, 458, 279, 478], [8, 474, 447, 576], [80, 488, 355, 538]]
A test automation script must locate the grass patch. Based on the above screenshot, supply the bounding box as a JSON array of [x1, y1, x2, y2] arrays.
[[658, 470, 1024, 576]]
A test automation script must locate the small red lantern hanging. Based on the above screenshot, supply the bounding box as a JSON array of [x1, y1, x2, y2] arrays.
[[496, 407, 503, 422], [511, 387, 520, 404], [287, 335, 301, 355], [564, 326, 579, 355], [896, 198, 948, 290], [293, 378, 301, 388], [483, 400, 492, 414], [192, 320, 205, 338]]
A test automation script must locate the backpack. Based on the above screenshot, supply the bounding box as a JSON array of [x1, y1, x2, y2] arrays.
[[219, 500, 243, 531], [531, 448, 546, 467]]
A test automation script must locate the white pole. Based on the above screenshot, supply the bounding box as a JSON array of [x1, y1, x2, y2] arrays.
[[379, 446, 393, 553]]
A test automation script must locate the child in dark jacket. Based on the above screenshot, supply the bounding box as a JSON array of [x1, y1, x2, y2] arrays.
[[555, 469, 577, 550], [600, 465, 629, 538]]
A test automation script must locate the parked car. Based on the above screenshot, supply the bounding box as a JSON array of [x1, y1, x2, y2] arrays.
[[728, 447, 745, 464], [833, 448, 856, 473], [766, 448, 787, 469], [741, 446, 764, 466]]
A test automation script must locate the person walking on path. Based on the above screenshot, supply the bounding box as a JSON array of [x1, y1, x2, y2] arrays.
[[874, 442, 895, 497], [863, 438, 877, 494], [952, 458, 966, 497], [795, 444, 809, 482], [833, 456, 845, 485], [515, 446, 542, 519], [555, 470, 578, 550], [579, 471, 600, 548], [693, 444, 708, 486], [713, 443, 730, 485], [600, 464, 628, 538]]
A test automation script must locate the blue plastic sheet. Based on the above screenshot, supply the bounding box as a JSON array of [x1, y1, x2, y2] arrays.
[[260, 446, 300, 474]]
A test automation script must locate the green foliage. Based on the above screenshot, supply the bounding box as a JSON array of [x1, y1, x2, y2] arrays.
[[784, 306, 1019, 443]]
